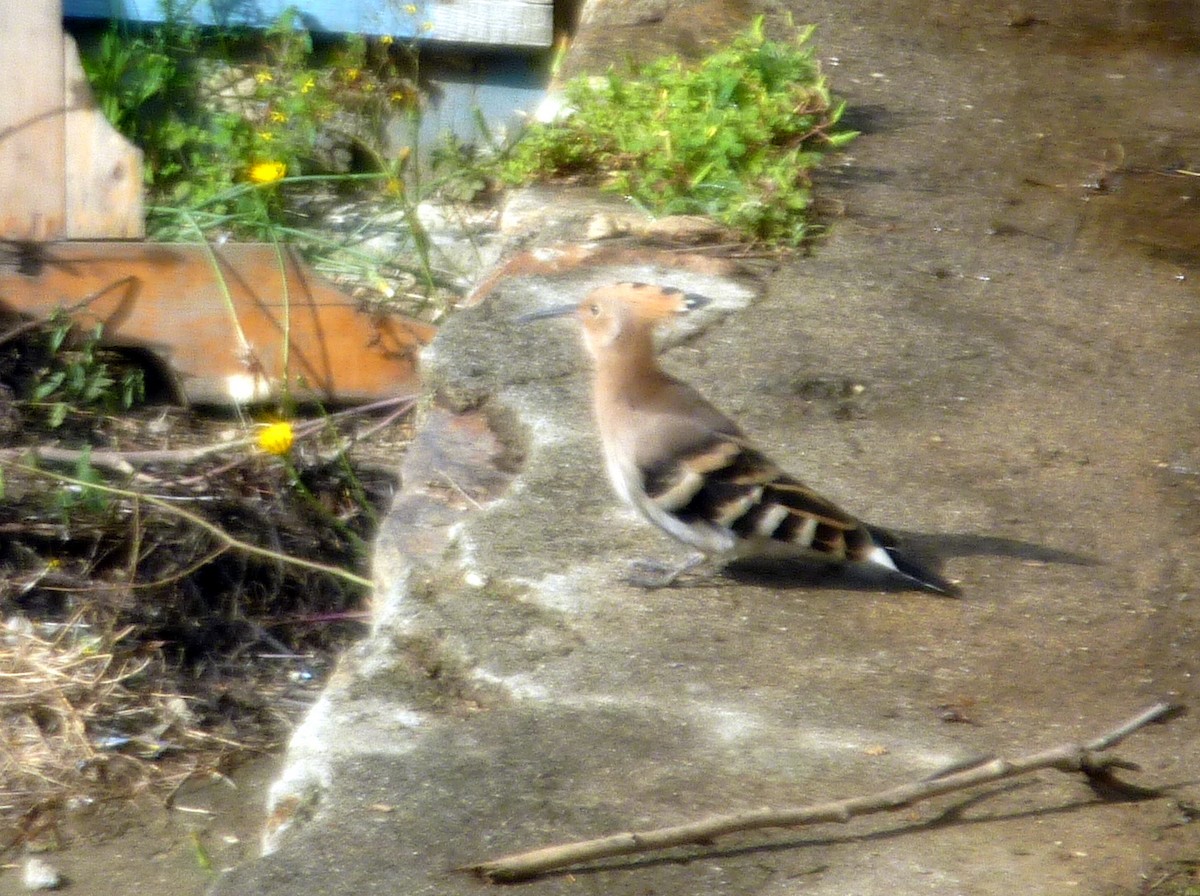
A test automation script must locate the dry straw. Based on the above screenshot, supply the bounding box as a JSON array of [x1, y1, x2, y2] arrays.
[[0, 615, 204, 846]]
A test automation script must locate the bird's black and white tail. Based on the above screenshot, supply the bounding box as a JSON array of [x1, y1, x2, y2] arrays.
[[865, 526, 960, 597]]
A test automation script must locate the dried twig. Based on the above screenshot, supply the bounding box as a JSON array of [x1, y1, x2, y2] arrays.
[[0, 611, 201, 842], [469, 701, 1183, 883], [9, 464, 374, 590], [0, 442, 244, 477], [0, 394, 417, 479]]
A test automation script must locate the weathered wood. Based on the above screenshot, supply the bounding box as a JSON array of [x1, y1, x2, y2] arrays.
[[0, 2, 144, 240], [0, 242, 435, 406], [64, 0, 555, 47], [0, 2, 68, 240], [426, 0, 554, 47], [63, 35, 145, 239]]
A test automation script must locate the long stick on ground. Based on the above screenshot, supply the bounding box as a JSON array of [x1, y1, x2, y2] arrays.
[[469, 701, 1183, 883]]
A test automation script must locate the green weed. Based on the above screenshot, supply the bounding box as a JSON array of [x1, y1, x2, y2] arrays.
[[77, 4, 466, 313], [55, 447, 110, 517], [27, 311, 145, 429], [80, 4, 420, 240], [498, 17, 856, 245]]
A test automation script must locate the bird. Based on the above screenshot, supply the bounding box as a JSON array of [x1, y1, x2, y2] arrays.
[[520, 282, 959, 596]]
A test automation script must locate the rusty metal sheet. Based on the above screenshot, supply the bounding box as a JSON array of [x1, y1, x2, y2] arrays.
[[0, 241, 436, 405]]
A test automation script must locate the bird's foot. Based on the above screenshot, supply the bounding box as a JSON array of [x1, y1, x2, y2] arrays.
[[624, 553, 709, 589]]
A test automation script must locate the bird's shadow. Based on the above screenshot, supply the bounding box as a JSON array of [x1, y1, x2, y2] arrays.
[[896, 529, 1100, 566], [719, 529, 1099, 596]]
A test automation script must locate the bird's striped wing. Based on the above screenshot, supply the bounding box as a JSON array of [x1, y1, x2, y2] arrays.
[[639, 434, 876, 562]]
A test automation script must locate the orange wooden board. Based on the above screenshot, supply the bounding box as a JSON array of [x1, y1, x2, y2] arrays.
[[0, 242, 435, 405]]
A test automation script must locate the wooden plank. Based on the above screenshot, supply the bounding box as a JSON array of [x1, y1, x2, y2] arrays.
[[424, 1, 554, 47], [405, 53, 549, 150], [63, 35, 145, 239], [0, 242, 435, 406], [63, 0, 554, 48], [0, 2, 68, 240]]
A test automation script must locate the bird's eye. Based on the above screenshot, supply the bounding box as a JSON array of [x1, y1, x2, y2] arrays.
[[587, 303, 601, 317]]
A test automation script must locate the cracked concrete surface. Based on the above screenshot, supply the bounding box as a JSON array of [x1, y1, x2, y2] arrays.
[[212, 1, 1200, 894]]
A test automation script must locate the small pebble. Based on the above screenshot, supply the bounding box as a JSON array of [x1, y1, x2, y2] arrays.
[[22, 856, 62, 890]]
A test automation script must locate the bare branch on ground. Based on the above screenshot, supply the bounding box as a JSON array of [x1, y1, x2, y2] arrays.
[[469, 701, 1184, 883]]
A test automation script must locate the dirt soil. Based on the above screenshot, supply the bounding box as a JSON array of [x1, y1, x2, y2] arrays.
[[0, 386, 408, 892], [0, 758, 279, 896]]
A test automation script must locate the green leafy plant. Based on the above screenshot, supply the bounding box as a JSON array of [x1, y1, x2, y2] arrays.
[[54, 447, 111, 516], [27, 311, 145, 428], [81, 2, 243, 206], [80, 5, 421, 239], [498, 17, 856, 245], [78, 4, 496, 312]]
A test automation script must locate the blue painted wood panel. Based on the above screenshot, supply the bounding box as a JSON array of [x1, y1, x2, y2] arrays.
[[403, 53, 547, 151]]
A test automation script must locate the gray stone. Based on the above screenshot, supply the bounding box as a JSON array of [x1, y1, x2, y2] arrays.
[[22, 857, 62, 891], [212, 1, 1200, 894]]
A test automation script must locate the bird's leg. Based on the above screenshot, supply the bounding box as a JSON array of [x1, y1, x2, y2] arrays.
[[624, 552, 710, 589]]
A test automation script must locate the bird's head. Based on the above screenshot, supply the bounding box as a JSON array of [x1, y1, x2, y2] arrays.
[[520, 282, 709, 358]]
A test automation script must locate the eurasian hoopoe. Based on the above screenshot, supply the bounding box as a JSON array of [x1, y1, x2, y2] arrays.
[[522, 282, 959, 596]]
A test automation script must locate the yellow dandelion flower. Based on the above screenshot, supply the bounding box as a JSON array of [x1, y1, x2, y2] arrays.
[[269, 110, 288, 123], [403, 4, 417, 14], [301, 75, 316, 94], [345, 67, 361, 82], [257, 130, 277, 143], [255, 70, 274, 84], [421, 21, 433, 31], [257, 421, 295, 456], [380, 34, 395, 45], [249, 160, 287, 184]]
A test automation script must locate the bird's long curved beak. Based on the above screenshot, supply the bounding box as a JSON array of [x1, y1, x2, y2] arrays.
[[515, 304, 577, 324]]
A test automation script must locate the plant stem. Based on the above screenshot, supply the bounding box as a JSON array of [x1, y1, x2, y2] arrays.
[[10, 463, 374, 590]]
